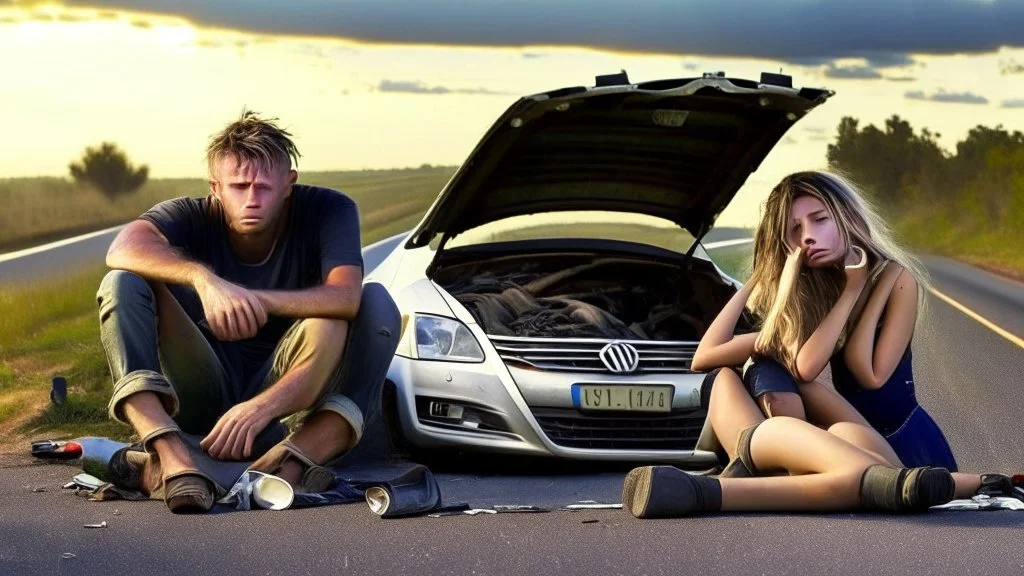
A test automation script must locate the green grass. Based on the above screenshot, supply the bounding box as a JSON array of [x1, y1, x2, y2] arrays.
[[0, 166, 457, 251], [708, 244, 754, 283], [894, 199, 1024, 277]]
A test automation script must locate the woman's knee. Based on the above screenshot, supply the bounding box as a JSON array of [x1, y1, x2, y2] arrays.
[[827, 421, 897, 465], [702, 366, 743, 408]]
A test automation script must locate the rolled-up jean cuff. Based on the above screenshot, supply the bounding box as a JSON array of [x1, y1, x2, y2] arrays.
[[317, 394, 364, 445], [108, 369, 179, 423]]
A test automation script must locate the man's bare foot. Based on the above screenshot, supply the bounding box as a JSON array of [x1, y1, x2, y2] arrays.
[[275, 460, 304, 487], [150, 434, 200, 488]]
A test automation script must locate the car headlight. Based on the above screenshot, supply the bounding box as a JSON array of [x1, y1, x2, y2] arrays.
[[414, 315, 485, 362]]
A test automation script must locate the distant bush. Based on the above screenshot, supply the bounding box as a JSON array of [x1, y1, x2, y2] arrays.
[[69, 142, 149, 200], [828, 116, 1024, 272]]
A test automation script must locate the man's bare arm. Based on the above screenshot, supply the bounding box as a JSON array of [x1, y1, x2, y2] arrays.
[[106, 220, 210, 287], [254, 265, 363, 321], [107, 220, 269, 341]]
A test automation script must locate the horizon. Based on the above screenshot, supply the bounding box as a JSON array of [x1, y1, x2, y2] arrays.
[[2, 1, 1022, 226]]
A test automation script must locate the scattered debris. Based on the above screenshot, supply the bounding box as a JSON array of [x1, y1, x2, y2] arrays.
[[493, 505, 550, 513], [931, 495, 1024, 511], [561, 502, 622, 510], [84, 521, 107, 529], [582, 519, 600, 524], [113, 509, 122, 516], [61, 553, 76, 559], [51, 376, 68, 405], [30, 486, 46, 493], [463, 509, 497, 516]]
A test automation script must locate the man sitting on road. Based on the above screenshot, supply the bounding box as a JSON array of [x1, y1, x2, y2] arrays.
[[97, 111, 393, 513]]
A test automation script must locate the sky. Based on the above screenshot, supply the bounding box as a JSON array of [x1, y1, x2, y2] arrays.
[[1, 1, 1023, 227]]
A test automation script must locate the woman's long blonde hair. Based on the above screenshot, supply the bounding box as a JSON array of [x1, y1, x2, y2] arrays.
[[746, 171, 930, 378]]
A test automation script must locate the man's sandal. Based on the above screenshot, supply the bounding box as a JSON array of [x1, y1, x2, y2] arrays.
[[118, 425, 217, 514], [248, 439, 335, 493]]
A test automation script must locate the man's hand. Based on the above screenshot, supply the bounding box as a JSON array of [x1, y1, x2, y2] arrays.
[[194, 273, 269, 341], [200, 399, 275, 460]]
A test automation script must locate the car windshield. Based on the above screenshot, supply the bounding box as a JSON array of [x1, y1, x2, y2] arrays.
[[443, 211, 697, 254]]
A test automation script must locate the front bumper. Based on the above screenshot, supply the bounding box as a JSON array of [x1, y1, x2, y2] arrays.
[[386, 352, 720, 466]]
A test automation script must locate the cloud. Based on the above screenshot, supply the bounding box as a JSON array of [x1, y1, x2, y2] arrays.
[[780, 136, 799, 145], [860, 52, 915, 68], [1000, 99, 1024, 108], [885, 75, 917, 82], [377, 80, 512, 96], [802, 126, 826, 134], [682, 62, 700, 70], [1000, 59, 1024, 74], [822, 63, 883, 79], [807, 134, 829, 142], [905, 89, 989, 105], [522, 52, 548, 59], [46, 0, 1024, 61]]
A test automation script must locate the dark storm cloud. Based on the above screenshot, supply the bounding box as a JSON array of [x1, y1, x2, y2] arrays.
[[822, 63, 883, 79], [38, 0, 1024, 60]]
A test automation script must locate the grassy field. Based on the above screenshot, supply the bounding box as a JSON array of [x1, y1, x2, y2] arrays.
[[893, 200, 1024, 280], [0, 166, 457, 252]]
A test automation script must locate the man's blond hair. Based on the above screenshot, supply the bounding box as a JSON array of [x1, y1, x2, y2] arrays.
[[206, 110, 301, 177]]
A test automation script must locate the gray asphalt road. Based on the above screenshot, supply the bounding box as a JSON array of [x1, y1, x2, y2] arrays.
[[2, 232, 1023, 575], [0, 226, 123, 286]]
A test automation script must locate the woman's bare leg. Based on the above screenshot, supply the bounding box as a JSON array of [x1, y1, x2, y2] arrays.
[[756, 391, 806, 420], [953, 474, 981, 498], [625, 372, 957, 517], [826, 422, 901, 466], [799, 379, 903, 466], [707, 368, 766, 462]]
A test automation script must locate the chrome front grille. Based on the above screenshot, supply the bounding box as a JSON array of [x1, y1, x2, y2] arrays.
[[490, 335, 697, 374]]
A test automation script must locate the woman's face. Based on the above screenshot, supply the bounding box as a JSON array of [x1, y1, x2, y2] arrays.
[[786, 195, 845, 267]]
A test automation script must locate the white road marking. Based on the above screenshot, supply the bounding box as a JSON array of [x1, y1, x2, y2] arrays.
[[0, 224, 125, 263], [928, 287, 1024, 351]]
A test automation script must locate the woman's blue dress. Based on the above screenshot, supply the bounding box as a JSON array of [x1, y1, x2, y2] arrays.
[[828, 331, 959, 471]]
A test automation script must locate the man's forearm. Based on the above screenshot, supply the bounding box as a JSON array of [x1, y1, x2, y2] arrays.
[[107, 226, 209, 287], [255, 284, 360, 321]]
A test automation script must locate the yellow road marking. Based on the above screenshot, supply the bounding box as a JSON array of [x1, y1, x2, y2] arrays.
[[928, 287, 1024, 351]]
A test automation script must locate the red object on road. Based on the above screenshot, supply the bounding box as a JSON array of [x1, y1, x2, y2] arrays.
[[30, 440, 83, 460]]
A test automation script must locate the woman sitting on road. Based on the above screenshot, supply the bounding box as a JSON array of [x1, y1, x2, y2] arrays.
[[695, 170, 956, 471], [619, 170, 1015, 519]]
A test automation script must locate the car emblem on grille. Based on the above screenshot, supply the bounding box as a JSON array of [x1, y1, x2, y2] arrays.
[[599, 341, 640, 373]]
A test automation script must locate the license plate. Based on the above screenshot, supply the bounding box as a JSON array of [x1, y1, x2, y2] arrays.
[[573, 385, 673, 413]]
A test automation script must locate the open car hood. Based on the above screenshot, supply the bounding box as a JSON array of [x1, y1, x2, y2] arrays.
[[406, 73, 833, 249]]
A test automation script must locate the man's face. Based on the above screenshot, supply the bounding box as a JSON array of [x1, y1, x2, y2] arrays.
[[209, 155, 297, 236]]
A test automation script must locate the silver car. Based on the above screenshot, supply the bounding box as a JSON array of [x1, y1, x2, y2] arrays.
[[364, 71, 832, 465]]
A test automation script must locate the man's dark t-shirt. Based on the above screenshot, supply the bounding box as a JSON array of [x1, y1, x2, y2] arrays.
[[139, 184, 362, 392]]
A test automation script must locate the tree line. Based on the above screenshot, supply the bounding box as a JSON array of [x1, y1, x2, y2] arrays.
[[827, 115, 1024, 226]]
